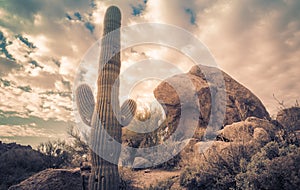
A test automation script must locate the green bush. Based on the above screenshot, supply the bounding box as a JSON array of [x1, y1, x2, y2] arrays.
[[236, 142, 300, 190], [179, 142, 252, 190]]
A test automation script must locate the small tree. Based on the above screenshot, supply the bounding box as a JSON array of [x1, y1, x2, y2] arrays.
[[67, 125, 89, 166], [37, 126, 89, 168], [37, 140, 71, 168]]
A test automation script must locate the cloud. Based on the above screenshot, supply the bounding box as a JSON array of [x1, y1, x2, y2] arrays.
[[17, 85, 32, 93], [0, 110, 72, 144], [75, 0, 300, 115], [0, 125, 47, 137], [16, 34, 36, 49], [131, 2, 147, 16], [0, 31, 15, 60], [0, 57, 20, 76], [84, 22, 95, 33], [189, 0, 300, 113]]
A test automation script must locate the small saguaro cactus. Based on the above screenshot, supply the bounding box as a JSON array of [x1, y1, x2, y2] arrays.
[[75, 6, 137, 190]]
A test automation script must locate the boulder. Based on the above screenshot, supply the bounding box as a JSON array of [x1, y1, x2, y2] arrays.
[[217, 117, 279, 142], [133, 157, 152, 169], [193, 140, 260, 160], [9, 169, 82, 190], [154, 65, 270, 140], [253, 128, 270, 143]]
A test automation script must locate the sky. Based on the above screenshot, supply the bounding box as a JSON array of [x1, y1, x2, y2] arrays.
[[0, 0, 299, 147]]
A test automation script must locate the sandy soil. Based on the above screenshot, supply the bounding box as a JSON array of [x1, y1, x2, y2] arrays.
[[122, 169, 184, 189]]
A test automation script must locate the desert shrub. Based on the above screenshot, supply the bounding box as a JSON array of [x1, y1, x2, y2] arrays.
[[154, 153, 181, 170], [179, 142, 255, 190], [119, 168, 135, 190], [37, 126, 89, 168], [67, 126, 89, 166], [236, 142, 300, 190], [147, 178, 175, 190], [151, 139, 183, 170], [179, 139, 299, 189], [274, 98, 300, 145], [178, 103, 300, 189]]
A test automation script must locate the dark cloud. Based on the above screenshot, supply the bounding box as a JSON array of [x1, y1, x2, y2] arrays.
[[65, 13, 72, 20], [74, 12, 82, 21], [52, 59, 61, 67], [84, 22, 95, 33], [0, 0, 44, 20], [0, 31, 14, 60], [39, 91, 72, 99], [0, 57, 21, 76], [0, 0, 91, 21], [0, 78, 11, 87], [131, 4, 145, 16], [29, 60, 43, 69], [185, 8, 196, 25], [61, 79, 71, 90], [16, 34, 36, 49], [17, 85, 32, 93]]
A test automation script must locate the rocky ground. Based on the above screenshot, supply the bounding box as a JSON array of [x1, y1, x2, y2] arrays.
[[8, 169, 82, 190]]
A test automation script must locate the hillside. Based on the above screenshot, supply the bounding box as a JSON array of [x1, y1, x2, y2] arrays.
[[0, 142, 47, 189]]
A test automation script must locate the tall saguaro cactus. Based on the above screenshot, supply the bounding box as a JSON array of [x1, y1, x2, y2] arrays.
[[76, 6, 136, 190]]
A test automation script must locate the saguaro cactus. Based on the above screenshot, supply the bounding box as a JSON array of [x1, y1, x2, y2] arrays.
[[76, 6, 136, 190]]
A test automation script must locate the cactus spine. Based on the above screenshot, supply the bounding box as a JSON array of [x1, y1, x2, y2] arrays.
[[76, 6, 136, 190]]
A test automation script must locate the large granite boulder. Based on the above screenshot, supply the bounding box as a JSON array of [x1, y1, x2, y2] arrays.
[[154, 65, 270, 140], [217, 117, 280, 143], [193, 116, 283, 158]]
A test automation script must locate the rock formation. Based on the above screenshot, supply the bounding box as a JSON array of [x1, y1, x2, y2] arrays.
[[154, 64, 270, 140]]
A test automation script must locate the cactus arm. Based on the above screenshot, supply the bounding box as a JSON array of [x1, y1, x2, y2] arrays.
[[75, 84, 95, 126], [120, 99, 137, 127]]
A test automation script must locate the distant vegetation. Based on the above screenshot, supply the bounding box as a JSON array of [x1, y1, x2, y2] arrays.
[[37, 126, 89, 169]]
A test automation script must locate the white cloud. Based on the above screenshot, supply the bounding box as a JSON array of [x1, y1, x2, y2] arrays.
[[0, 124, 47, 137], [188, 0, 300, 113]]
